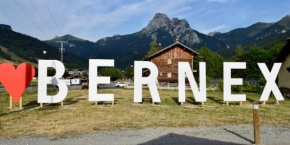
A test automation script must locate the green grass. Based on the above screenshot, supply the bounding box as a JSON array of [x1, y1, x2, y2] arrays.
[[0, 89, 289, 137]]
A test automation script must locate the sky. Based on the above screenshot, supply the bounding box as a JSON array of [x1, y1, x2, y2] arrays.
[[1, 0, 290, 41]]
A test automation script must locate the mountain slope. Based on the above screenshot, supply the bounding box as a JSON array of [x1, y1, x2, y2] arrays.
[[46, 13, 227, 69], [45, 13, 290, 68], [0, 25, 87, 69], [214, 15, 290, 48]]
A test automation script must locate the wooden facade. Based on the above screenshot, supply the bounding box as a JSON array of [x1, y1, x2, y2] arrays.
[[146, 41, 199, 82]]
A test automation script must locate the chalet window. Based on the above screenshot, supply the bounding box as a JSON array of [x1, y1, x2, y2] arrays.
[[168, 59, 172, 64], [167, 73, 171, 78]]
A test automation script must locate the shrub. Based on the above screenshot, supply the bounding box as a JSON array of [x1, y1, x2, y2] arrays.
[[259, 78, 266, 86], [206, 76, 211, 84], [232, 85, 243, 93], [218, 80, 223, 92]]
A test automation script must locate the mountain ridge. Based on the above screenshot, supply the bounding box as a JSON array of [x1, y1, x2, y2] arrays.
[[45, 13, 290, 68], [0, 25, 87, 69], [46, 13, 228, 68]]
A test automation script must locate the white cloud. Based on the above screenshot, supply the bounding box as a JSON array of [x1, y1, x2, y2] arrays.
[[59, 0, 195, 41], [199, 24, 227, 34]]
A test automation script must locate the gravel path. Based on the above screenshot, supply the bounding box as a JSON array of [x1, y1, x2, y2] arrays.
[[1, 124, 289, 145]]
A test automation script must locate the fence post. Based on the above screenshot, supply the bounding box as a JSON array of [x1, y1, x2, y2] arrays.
[[253, 103, 261, 144]]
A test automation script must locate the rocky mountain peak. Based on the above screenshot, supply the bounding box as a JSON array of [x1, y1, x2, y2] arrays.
[[142, 13, 199, 44], [144, 13, 171, 32]]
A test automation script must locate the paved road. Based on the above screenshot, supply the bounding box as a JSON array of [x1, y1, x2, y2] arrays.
[[0, 124, 289, 145]]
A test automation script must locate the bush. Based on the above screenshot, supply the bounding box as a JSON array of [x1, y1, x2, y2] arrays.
[[259, 78, 266, 86], [206, 76, 211, 84], [231, 85, 243, 93], [218, 80, 223, 92]]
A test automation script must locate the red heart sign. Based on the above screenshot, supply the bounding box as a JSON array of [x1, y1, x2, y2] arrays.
[[0, 63, 35, 103]]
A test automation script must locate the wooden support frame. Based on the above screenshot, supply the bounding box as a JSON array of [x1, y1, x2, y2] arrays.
[[40, 103, 43, 108], [239, 101, 243, 106], [276, 100, 279, 105], [226, 101, 229, 106], [201, 102, 204, 106], [19, 97, 22, 109], [9, 96, 12, 109], [181, 102, 184, 106], [9, 96, 23, 109], [95, 101, 115, 106], [262, 101, 266, 105]]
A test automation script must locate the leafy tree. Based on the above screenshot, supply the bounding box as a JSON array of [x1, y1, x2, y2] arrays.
[[98, 67, 122, 81], [258, 78, 266, 86], [195, 47, 224, 78], [232, 44, 284, 78], [206, 76, 211, 84], [143, 40, 158, 60], [124, 65, 134, 79], [235, 45, 244, 56], [218, 80, 223, 92]]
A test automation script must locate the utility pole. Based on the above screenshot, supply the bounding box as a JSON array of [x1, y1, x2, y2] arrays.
[[56, 40, 66, 63], [56, 36, 67, 107]]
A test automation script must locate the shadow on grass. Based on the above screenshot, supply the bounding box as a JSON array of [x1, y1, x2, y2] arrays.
[[207, 96, 224, 105], [171, 97, 201, 105], [0, 99, 60, 117], [187, 97, 203, 105], [246, 97, 257, 103], [139, 133, 241, 145], [64, 98, 79, 105], [142, 98, 153, 104], [171, 97, 179, 105]]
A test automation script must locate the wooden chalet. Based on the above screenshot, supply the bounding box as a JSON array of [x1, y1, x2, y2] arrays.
[[145, 40, 199, 83]]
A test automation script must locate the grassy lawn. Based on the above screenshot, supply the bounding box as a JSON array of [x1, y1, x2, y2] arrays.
[[0, 89, 289, 137]]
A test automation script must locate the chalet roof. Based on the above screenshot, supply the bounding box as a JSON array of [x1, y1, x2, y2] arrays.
[[274, 39, 290, 62], [146, 41, 199, 60]]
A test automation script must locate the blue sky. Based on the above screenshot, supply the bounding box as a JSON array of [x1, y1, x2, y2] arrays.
[[1, 0, 290, 41]]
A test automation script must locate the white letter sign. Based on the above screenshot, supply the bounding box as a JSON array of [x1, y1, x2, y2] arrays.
[[178, 62, 206, 103], [89, 59, 114, 102], [258, 63, 284, 101], [38, 60, 68, 103], [224, 62, 246, 101], [134, 61, 160, 103]]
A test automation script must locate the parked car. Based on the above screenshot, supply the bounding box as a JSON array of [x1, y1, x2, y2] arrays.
[[82, 84, 100, 89], [81, 84, 88, 89], [115, 82, 125, 87]]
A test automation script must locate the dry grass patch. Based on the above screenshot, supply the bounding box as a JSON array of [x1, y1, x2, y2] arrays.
[[0, 89, 289, 137]]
